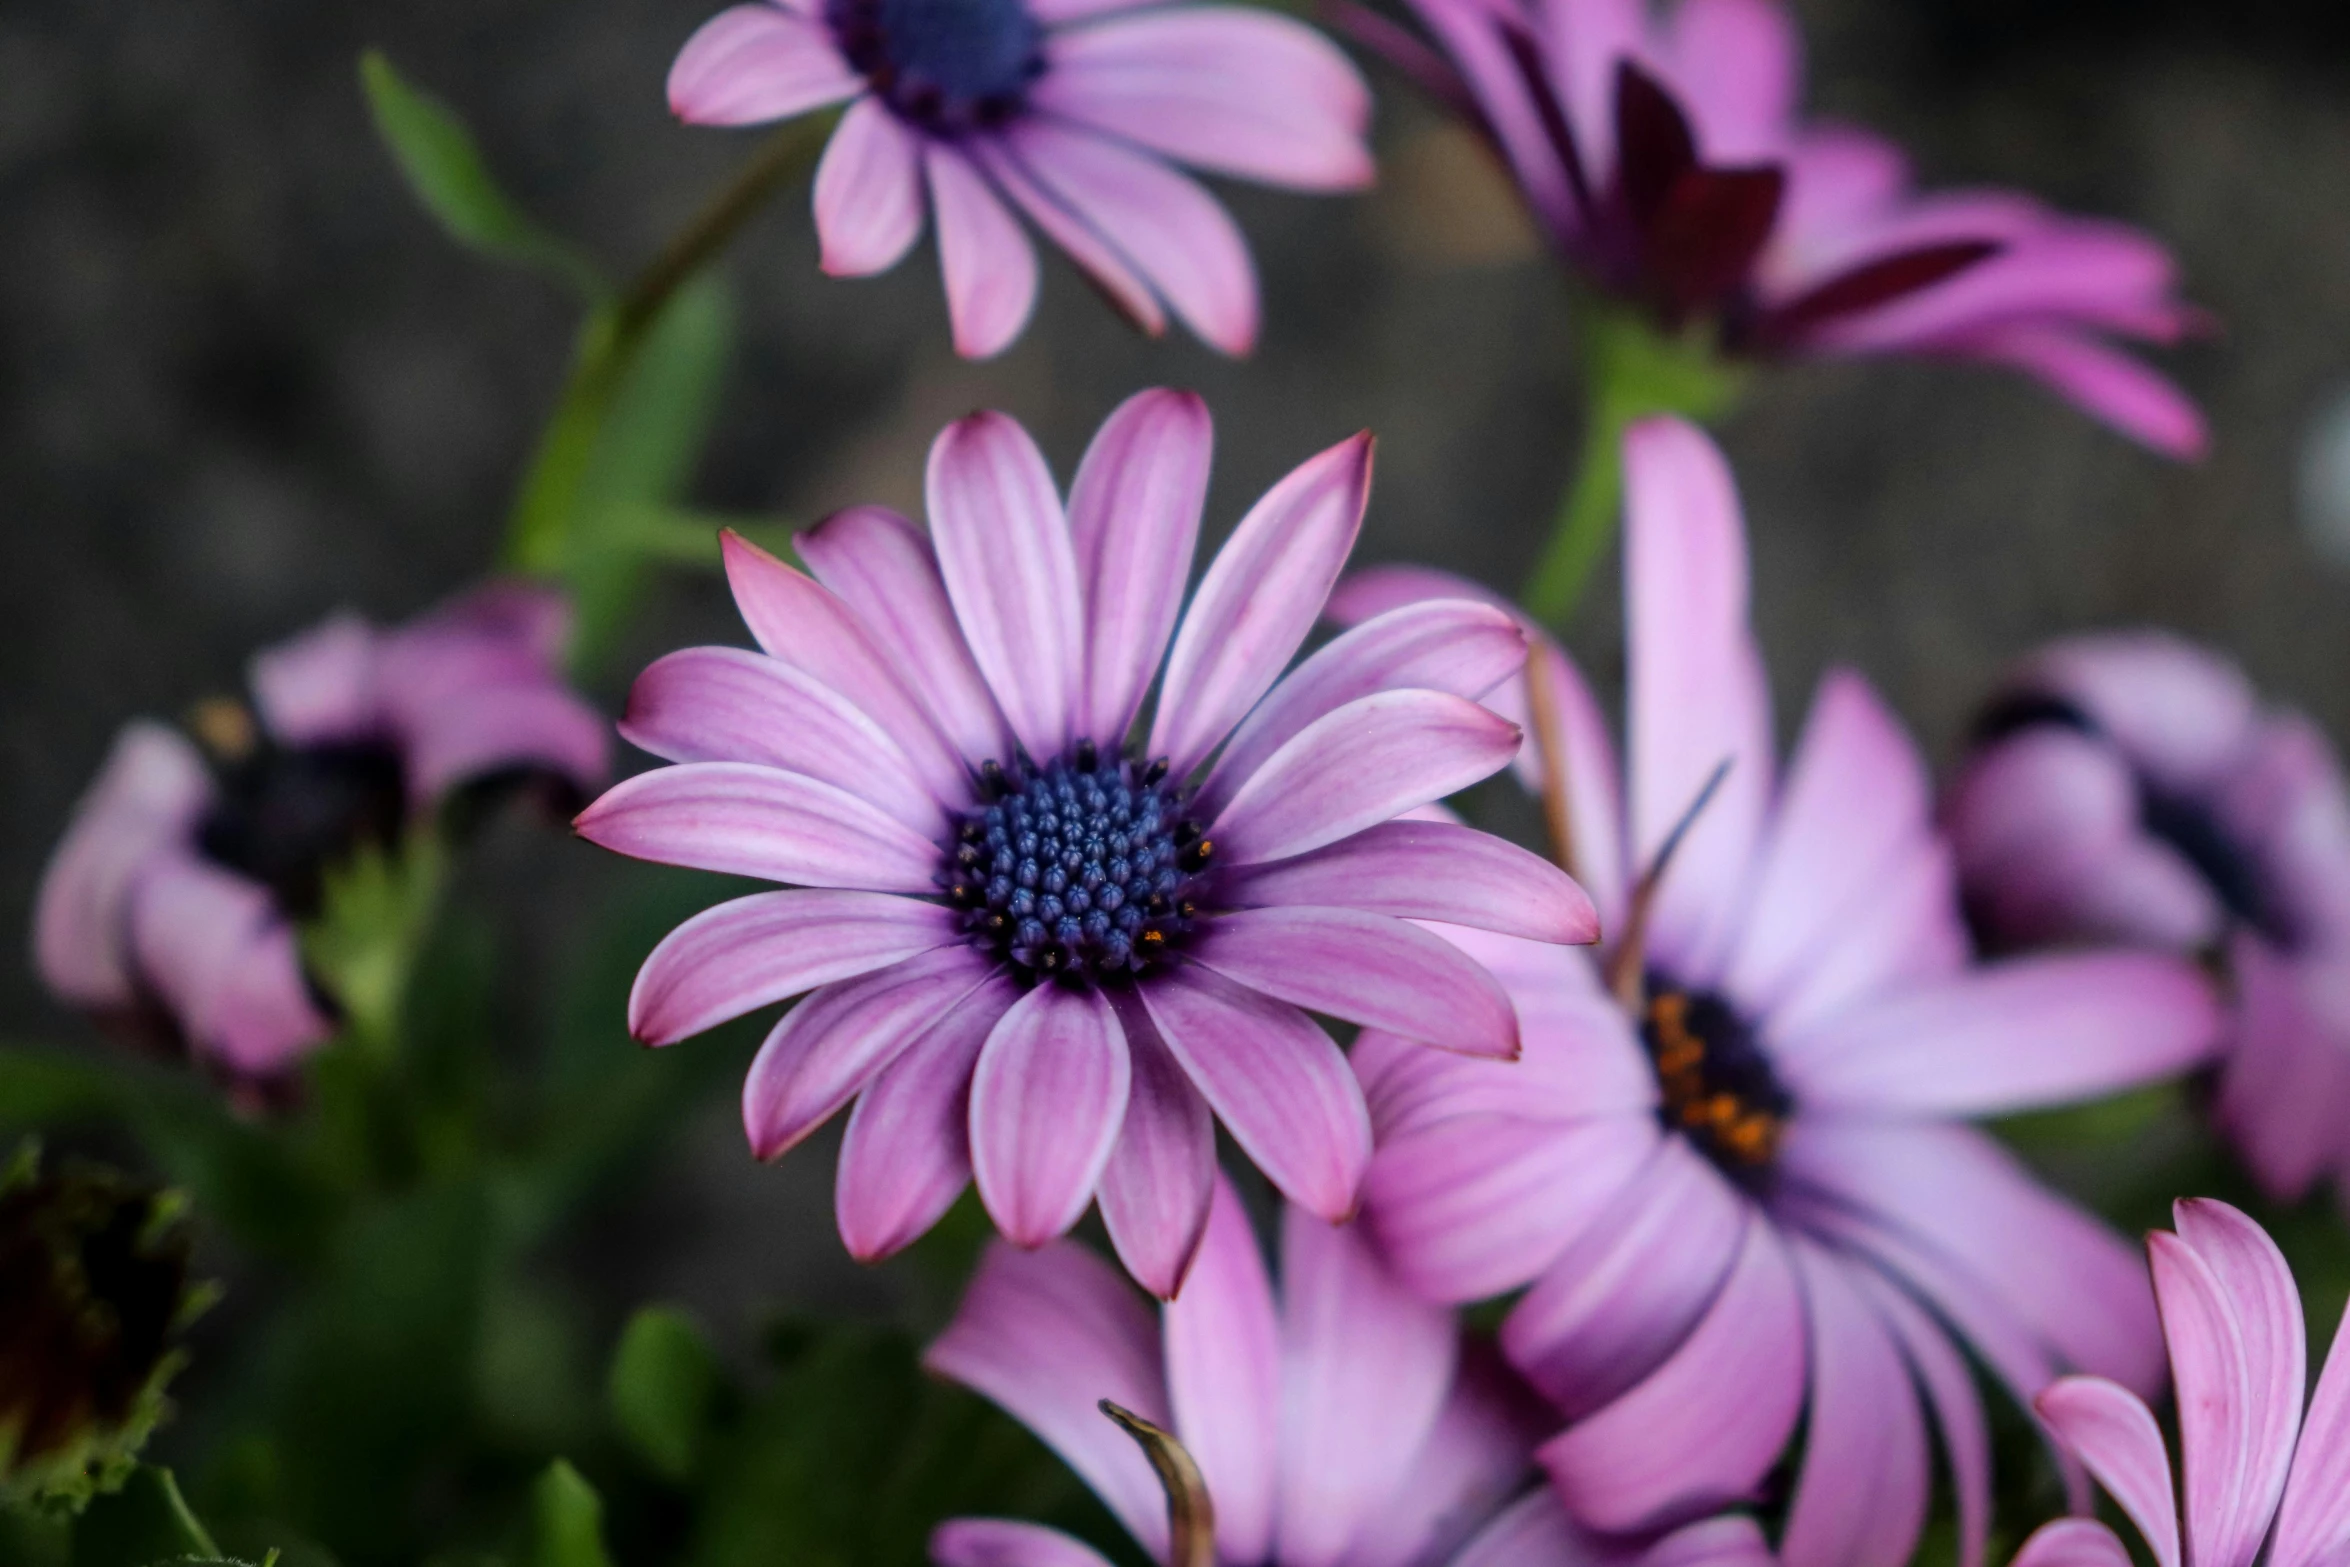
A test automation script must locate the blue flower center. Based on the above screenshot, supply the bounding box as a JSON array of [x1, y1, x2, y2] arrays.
[[942, 742, 1213, 984], [196, 734, 407, 919], [825, 0, 1047, 137], [1641, 980, 1790, 1188]]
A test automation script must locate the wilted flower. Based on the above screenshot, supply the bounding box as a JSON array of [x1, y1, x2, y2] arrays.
[[2014, 1198, 2350, 1567], [574, 389, 1595, 1295], [0, 1146, 208, 1511], [924, 1175, 1775, 1567], [1947, 632, 2350, 1207], [667, 0, 1374, 358], [1326, 417, 2221, 1566], [1357, 0, 2204, 455], [33, 582, 609, 1084]]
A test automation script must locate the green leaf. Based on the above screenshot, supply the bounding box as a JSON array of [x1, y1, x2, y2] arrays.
[[525, 1464, 611, 1567], [70, 1466, 219, 1567], [357, 52, 603, 298], [608, 1309, 723, 1483]]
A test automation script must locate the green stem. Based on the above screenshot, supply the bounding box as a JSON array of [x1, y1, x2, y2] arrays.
[[1519, 303, 1749, 631]]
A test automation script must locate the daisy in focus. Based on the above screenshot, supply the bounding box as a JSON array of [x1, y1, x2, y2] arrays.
[[33, 582, 609, 1088], [2014, 1198, 2350, 1567], [666, 0, 1374, 357], [1327, 417, 2222, 1567], [1948, 634, 2350, 1209], [573, 389, 1596, 1296]]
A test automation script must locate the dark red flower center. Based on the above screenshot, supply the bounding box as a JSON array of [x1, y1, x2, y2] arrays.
[[826, 0, 1047, 137], [195, 727, 406, 919], [1641, 981, 1791, 1187], [941, 742, 1213, 985]]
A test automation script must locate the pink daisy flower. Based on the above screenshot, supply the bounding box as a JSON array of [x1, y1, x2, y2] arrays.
[[33, 582, 610, 1084], [1353, 0, 2206, 455], [2013, 1198, 2350, 1567], [572, 390, 1596, 1295], [1947, 633, 2350, 1208], [1325, 416, 2223, 1567], [925, 1174, 1778, 1567], [666, 0, 1375, 358]]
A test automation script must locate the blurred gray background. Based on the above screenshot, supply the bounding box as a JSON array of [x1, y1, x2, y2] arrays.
[[7, 0, 2350, 1335]]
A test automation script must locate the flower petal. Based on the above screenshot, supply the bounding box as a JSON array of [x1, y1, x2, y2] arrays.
[[1781, 1241, 1931, 1567], [2035, 1377, 2182, 1567], [1952, 323, 2207, 460], [1223, 819, 1597, 945], [1856, 1269, 1993, 1567], [1139, 964, 1370, 1222], [35, 722, 212, 1008], [1164, 1175, 1280, 1564], [2274, 1291, 2350, 1567], [1213, 691, 1522, 866], [1342, 1345, 1541, 1567], [928, 411, 1086, 760], [667, 3, 862, 125], [2011, 1522, 2138, 1567], [1663, 0, 1801, 160], [1067, 389, 1212, 746], [1152, 433, 1374, 774], [931, 1520, 1120, 1567], [128, 853, 334, 1077], [1192, 906, 1518, 1058], [970, 139, 1164, 338], [1446, 1491, 1630, 1567], [1097, 996, 1217, 1299], [926, 145, 1042, 358], [573, 761, 942, 893], [813, 97, 925, 276], [248, 611, 378, 743], [1759, 831, 1967, 1040], [970, 983, 1131, 1247], [396, 680, 610, 803]]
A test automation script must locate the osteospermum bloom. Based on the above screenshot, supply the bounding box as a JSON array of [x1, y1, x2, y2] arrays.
[[1326, 417, 2222, 1567], [573, 389, 1596, 1295], [33, 582, 609, 1083], [926, 1175, 1777, 1567], [1357, 0, 2204, 454], [1947, 635, 2350, 1209], [2011, 1199, 2350, 1567], [666, 0, 1374, 358]]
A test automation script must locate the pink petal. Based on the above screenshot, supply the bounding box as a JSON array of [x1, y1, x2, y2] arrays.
[[971, 140, 1163, 339], [927, 411, 1085, 760], [1096, 998, 1216, 1299], [969, 983, 1130, 1246], [1212, 691, 1522, 866], [1621, 417, 1774, 987], [2035, 1377, 2182, 1567], [248, 611, 378, 744], [813, 97, 924, 276], [1662, 0, 1800, 161], [931, 1520, 1119, 1567], [1538, 1218, 1806, 1533], [1192, 905, 1518, 1058], [1780, 950, 2221, 1116], [795, 504, 1013, 765], [2274, 1291, 2350, 1567], [667, 3, 862, 126], [1036, 8, 1373, 191], [1642, 1517, 1781, 1567], [1759, 832, 1967, 1041], [1152, 432, 1373, 774], [923, 1240, 1173, 1556], [1138, 965, 1370, 1222], [1163, 1175, 1280, 1564], [1522, 641, 1633, 938], [1501, 1138, 1747, 1419], [1343, 1344, 1542, 1567], [926, 145, 1042, 358], [740, 946, 998, 1158], [1066, 389, 1212, 746], [835, 975, 1016, 1260], [1199, 599, 1529, 817], [1956, 323, 2206, 459], [1857, 1269, 1993, 1567], [127, 853, 334, 1076], [619, 644, 946, 833], [1223, 818, 1598, 945], [1273, 1205, 1457, 1567], [2215, 940, 2350, 1203], [2022, 631, 2259, 793], [1781, 1242, 1931, 1567], [2011, 1521, 2138, 1567], [628, 888, 961, 1045], [396, 680, 610, 804], [35, 722, 212, 1009], [572, 761, 941, 894]]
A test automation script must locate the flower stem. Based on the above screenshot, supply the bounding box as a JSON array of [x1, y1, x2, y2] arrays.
[[1519, 302, 1747, 631]]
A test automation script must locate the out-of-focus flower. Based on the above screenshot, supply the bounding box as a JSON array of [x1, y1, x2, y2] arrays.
[[33, 582, 609, 1084], [667, 0, 1374, 358], [1326, 417, 2221, 1567], [1355, 0, 2205, 455], [574, 389, 1596, 1295], [924, 1175, 1776, 1567], [0, 1145, 209, 1511], [1947, 633, 2350, 1207], [2012, 1198, 2350, 1567]]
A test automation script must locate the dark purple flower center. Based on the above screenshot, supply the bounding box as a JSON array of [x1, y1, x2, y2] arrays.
[[1641, 980, 1790, 1188], [941, 742, 1213, 985], [825, 0, 1046, 137], [196, 734, 406, 919]]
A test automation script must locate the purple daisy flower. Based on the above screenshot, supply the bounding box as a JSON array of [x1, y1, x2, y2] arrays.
[[1947, 633, 2350, 1208], [1353, 0, 2205, 454], [1323, 417, 2222, 1567], [2013, 1198, 2350, 1567], [572, 389, 1597, 1295], [924, 1174, 1777, 1567], [33, 582, 610, 1085], [666, 0, 1374, 358]]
